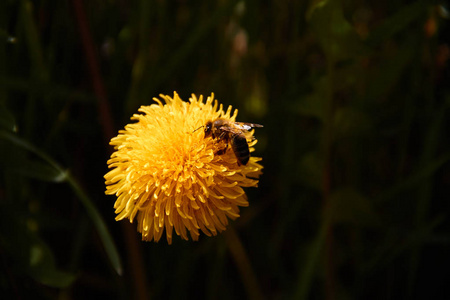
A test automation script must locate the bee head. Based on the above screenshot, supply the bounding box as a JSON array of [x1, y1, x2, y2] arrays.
[[193, 121, 213, 137], [204, 121, 213, 137]]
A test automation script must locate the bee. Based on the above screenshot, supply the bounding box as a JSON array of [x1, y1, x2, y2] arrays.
[[196, 118, 263, 165]]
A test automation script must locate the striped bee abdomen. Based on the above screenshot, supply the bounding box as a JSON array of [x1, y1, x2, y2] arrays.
[[231, 134, 250, 165]]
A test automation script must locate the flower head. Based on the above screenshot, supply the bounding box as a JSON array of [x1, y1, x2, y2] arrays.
[[105, 92, 262, 244]]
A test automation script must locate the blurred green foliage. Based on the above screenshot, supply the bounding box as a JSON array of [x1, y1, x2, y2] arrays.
[[1, 0, 450, 299]]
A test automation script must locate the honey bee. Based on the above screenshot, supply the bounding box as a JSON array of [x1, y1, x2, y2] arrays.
[[196, 118, 263, 165]]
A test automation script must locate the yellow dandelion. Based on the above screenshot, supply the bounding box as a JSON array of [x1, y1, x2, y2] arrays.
[[104, 92, 262, 244]]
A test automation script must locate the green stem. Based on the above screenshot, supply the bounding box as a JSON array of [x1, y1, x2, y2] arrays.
[[20, 0, 48, 81], [322, 15, 336, 300], [294, 218, 329, 299], [224, 227, 265, 300]]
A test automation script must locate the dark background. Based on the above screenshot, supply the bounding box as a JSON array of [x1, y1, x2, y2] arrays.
[[1, 0, 450, 299]]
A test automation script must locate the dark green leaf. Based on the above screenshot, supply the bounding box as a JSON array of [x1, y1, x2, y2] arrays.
[[0, 103, 17, 131], [67, 174, 123, 276], [0, 206, 76, 288], [0, 139, 67, 182], [364, 37, 416, 102], [326, 187, 380, 227], [293, 76, 327, 120], [365, 0, 429, 47], [0, 130, 123, 275], [297, 151, 323, 190], [361, 216, 445, 275], [332, 107, 372, 140], [308, 0, 369, 61], [13, 160, 68, 182], [375, 154, 450, 204]]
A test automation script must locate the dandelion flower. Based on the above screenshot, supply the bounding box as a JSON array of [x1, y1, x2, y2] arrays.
[[105, 92, 262, 244]]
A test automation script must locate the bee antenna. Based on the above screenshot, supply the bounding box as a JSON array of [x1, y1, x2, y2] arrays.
[[193, 125, 204, 133]]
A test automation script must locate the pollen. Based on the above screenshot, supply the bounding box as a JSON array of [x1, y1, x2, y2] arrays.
[[104, 92, 262, 244]]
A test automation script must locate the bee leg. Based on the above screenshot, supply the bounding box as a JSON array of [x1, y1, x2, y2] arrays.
[[214, 140, 229, 155], [217, 132, 227, 140], [215, 149, 226, 155]]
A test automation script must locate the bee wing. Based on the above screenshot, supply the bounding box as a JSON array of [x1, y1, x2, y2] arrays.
[[234, 122, 263, 131], [218, 125, 241, 134]]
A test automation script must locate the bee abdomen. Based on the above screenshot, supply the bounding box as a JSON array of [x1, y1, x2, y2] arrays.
[[231, 134, 250, 165]]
